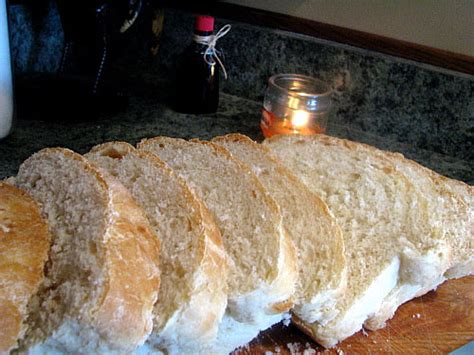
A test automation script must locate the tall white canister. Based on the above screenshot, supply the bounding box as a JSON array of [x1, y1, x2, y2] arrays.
[[0, 0, 13, 139]]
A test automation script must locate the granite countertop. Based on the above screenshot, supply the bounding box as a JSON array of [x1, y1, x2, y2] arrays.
[[0, 90, 472, 185], [6, 4, 472, 186]]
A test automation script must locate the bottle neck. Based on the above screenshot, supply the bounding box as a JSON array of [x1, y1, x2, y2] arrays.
[[193, 29, 213, 44]]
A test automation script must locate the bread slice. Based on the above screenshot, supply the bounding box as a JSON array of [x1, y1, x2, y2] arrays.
[[138, 137, 297, 353], [85, 141, 228, 353], [14, 148, 161, 353], [332, 141, 474, 330], [263, 134, 450, 347], [0, 183, 51, 353], [212, 133, 346, 324]]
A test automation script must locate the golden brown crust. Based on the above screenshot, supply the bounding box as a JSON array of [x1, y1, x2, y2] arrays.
[[95, 174, 161, 349], [0, 301, 22, 355], [0, 182, 51, 353], [88, 141, 135, 158], [291, 313, 318, 340], [292, 313, 338, 348], [197, 197, 228, 273], [270, 299, 294, 314]]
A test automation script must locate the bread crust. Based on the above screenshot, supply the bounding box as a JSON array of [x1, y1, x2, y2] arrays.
[[291, 314, 318, 342], [16, 148, 161, 351], [87, 141, 228, 348], [94, 174, 161, 349], [0, 183, 51, 354]]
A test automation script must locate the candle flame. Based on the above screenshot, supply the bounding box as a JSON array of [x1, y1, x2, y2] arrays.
[[291, 110, 310, 127]]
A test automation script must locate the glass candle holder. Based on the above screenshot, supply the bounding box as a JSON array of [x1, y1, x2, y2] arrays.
[[260, 74, 332, 138]]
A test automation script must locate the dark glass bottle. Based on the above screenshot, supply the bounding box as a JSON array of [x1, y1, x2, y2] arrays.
[[175, 16, 219, 114]]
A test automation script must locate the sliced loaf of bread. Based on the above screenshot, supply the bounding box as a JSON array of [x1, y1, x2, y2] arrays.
[[264, 134, 450, 347], [85, 142, 228, 353], [138, 137, 298, 353], [14, 148, 161, 353], [0, 183, 51, 354], [212, 133, 346, 324]]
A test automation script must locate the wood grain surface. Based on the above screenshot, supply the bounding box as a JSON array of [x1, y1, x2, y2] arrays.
[[234, 276, 474, 354]]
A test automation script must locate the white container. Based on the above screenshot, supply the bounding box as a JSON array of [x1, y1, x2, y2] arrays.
[[0, 0, 13, 139]]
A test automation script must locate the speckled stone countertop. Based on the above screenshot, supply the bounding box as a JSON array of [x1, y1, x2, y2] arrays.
[[1, 90, 471, 185], [9, 4, 474, 167]]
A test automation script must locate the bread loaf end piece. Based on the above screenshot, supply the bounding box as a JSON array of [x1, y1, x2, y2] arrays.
[[0, 183, 51, 354]]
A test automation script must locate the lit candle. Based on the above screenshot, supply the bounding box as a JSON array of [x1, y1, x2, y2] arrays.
[[260, 74, 332, 138], [291, 110, 310, 128]]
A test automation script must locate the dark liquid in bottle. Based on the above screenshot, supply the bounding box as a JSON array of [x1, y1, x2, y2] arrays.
[[175, 30, 219, 114]]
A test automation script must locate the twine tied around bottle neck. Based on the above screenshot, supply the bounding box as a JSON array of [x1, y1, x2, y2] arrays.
[[193, 24, 231, 79]]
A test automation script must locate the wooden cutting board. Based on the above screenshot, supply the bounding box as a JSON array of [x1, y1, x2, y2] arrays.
[[234, 276, 474, 354]]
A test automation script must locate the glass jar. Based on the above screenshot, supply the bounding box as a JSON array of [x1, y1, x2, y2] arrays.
[[260, 74, 332, 138]]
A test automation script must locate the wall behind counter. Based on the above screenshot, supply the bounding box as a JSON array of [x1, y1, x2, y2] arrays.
[[223, 0, 474, 58]]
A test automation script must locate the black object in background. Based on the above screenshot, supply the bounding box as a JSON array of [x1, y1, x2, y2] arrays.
[[17, 0, 162, 121], [175, 15, 219, 114]]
